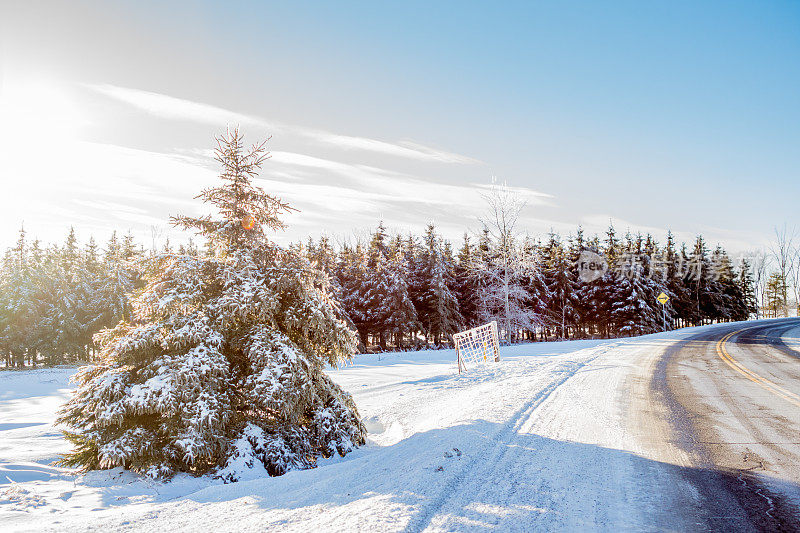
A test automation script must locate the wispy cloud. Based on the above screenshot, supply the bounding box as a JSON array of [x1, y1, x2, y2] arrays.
[[84, 83, 481, 164], [311, 133, 480, 164], [2, 83, 553, 247], [3, 133, 758, 253], [86, 84, 266, 128], [265, 150, 550, 210], [0, 134, 547, 247]]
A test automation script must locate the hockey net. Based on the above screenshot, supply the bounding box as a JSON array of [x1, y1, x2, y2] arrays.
[[454, 321, 500, 373]]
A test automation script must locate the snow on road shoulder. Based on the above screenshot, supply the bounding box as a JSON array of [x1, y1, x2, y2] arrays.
[[782, 322, 800, 355], [0, 330, 709, 532], [330, 338, 611, 448]]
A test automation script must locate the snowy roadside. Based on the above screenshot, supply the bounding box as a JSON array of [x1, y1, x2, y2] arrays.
[[782, 323, 800, 355], [0, 328, 734, 531]]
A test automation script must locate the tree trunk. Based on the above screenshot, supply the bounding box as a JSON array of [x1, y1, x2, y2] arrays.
[[504, 264, 510, 344]]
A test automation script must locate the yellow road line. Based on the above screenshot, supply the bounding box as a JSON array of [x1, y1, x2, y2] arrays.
[[716, 328, 800, 408]]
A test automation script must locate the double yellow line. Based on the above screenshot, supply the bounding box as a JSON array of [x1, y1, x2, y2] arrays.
[[716, 328, 800, 408]]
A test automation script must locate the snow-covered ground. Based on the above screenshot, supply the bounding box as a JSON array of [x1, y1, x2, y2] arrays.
[[0, 327, 745, 531], [783, 323, 800, 354]]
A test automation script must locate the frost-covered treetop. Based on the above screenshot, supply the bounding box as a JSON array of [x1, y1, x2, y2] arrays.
[[172, 128, 295, 253]]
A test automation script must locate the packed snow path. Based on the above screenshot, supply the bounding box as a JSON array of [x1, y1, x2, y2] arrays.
[[2, 320, 800, 531]]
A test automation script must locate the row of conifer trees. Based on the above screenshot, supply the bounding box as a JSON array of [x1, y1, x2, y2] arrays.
[[306, 222, 757, 350], [0, 218, 756, 366], [0, 228, 200, 367]]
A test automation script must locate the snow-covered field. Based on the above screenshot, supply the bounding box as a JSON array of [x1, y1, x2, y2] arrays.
[[0, 328, 739, 531]]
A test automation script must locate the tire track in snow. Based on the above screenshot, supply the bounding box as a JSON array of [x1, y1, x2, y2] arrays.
[[402, 344, 616, 533]]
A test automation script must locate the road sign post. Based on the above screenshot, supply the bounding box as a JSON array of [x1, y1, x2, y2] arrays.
[[657, 292, 669, 331]]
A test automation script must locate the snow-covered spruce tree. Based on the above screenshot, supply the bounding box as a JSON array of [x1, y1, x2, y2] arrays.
[[374, 246, 420, 349], [57, 128, 365, 480], [416, 224, 463, 346], [541, 231, 577, 339], [337, 243, 371, 348]]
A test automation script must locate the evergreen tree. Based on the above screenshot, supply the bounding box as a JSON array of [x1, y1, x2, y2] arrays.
[[455, 234, 480, 328], [708, 246, 738, 322], [0, 228, 36, 367], [565, 229, 590, 338], [607, 236, 660, 335], [416, 225, 463, 345], [338, 244, 371, 348], [57, 129, 366, 480], [588, 224, 623, 337], [542, 231, 575, 338], [660, 231, 685, 328], [45, 228, 86, 360], [736, 258, 758, 320], [381, 247, 420, 348], [92, 231, 135, 333], [687, 236, 714, 324], [362, 228, 394, 349]]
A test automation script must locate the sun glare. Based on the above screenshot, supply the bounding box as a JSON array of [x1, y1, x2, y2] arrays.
[[0, 78, 89, 199], [0, 78, 86, 148]]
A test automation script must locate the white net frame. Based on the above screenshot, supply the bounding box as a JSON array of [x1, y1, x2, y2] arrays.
[[454, 321, 500, 373]]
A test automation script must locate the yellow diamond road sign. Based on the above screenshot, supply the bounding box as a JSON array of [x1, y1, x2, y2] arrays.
[[657, 292, 669, 305]]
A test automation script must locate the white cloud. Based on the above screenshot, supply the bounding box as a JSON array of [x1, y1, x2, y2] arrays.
[[0, 138, 218, 244], [310, 133, 480, 164], [265, 150, 550, 213], [269, 151, 349, 171], [0, 83, 551, 247], [83, 83, 480, 164], [0, 130, 554, 248], [86, 84, 267, 128], [398, 140, 481, 164]]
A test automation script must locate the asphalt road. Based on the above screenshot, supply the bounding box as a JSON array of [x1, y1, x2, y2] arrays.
[[657, 318, 800, 531]]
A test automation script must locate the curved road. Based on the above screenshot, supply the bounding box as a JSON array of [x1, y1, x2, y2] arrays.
[[657, 318, 800, 531]]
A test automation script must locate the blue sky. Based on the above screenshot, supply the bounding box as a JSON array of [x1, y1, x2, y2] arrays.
[[1, 1, 798, 251]]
